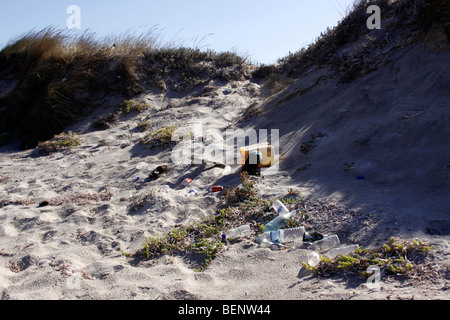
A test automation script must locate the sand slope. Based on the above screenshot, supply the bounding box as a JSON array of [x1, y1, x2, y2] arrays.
[[0, 42, 449, 300]]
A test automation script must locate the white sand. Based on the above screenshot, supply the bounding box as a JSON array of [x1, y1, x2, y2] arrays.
[[0, 43, 449, 300]]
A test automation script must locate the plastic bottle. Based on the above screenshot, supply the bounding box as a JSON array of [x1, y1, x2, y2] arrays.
[[309, 234, 340, 253], [325, 244, 359, 259], [187, 187, 198, 197], [272, 200, 289, 215], [291, 240, 312, 250], [257, 226, 305, 244], [222, 224, 252, 240]]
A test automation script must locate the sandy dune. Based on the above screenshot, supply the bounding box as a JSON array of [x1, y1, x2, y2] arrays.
[[0, 38, 449, 301]]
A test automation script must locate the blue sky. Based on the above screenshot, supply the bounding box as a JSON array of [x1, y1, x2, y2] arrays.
[[0, 0, 356, 64]]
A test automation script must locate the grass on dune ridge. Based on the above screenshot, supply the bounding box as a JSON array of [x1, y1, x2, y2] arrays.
[[0, 0, 447, 149], [0, 26, 252, 149]]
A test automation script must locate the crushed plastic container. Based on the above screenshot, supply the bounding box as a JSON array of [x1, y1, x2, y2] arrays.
[[222, 224, 252, 240], [306, 251, 321, 267], [309, 234, 340, 253], [135, 162, 148, 171], [257, 226, 305, 244], [325, 244, 359, 259]]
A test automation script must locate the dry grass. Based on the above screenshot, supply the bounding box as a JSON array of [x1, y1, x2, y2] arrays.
[[253, 0, 449, 89], [37, 131, 83, 154], [93, 111, 120, 130], [0, 27, 252, 149]]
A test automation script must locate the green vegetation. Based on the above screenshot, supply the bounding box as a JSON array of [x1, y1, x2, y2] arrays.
[[37, 131, 82, 154], [0, 27, 252, 149], [222, 171, 259, 203], [303, 237, 434, 281], [139, 125, 177, 149], [119, 100, 151, 115], [123, 172, 296, 271], [253, 0, 450, 91]]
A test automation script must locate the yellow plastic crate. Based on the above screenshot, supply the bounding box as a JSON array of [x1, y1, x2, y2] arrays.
[[239, 142, 275, 168]]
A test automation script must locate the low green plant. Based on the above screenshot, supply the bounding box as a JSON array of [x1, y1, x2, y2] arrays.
[[303, 237, 434, 281], [137, 119, 149, 132], [119, 100, 151, 115], [222, 172, 258, 203], [139, 125, 177, 149], [123, 176, 291, 271], [37, 131, 82, 154]]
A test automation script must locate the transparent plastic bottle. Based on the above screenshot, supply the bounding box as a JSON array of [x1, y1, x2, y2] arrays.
[[222, 224, 252, 240], [291, 240, 312, 250], [325, 244, 359, 259], [264, 211, 294, 232], [263, 200, 293, 232], [272, 200, 289, 215], [309, 234, 340, 253], [257, 226, 305, 244]]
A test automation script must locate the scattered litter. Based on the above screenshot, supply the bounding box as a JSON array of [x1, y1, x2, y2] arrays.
[[263, 200, 293, 232], [178, 178, 192, 188], [209, 185, 223, 193], [324, 244, 359, 259], [357, 175, 365, 180], [303, 231, 325, 243], [135, 162, 148, 171], [38, 201, 50, 207], [257, 226, 305, 245], [222, 224, 252, 240], [240, 142, 275, 176], [223, 165, 231, 176], [308, 234, 340, 253], [223, 87, 232, 94], [307, 252, 321, 267], [187, 187, 198, 197], [149, 165, 168, 180], [54, 153, 64, 160]]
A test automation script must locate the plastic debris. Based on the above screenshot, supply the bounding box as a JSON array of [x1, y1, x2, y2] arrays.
[[263, 201, 294, 232], [325, 244, 359, 259], [307, 251, 321, 267], [222, 224, 252, 240], [257, 226, 305, 244], [187, 187, 198, 197], [309, 235, 340, 253]]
